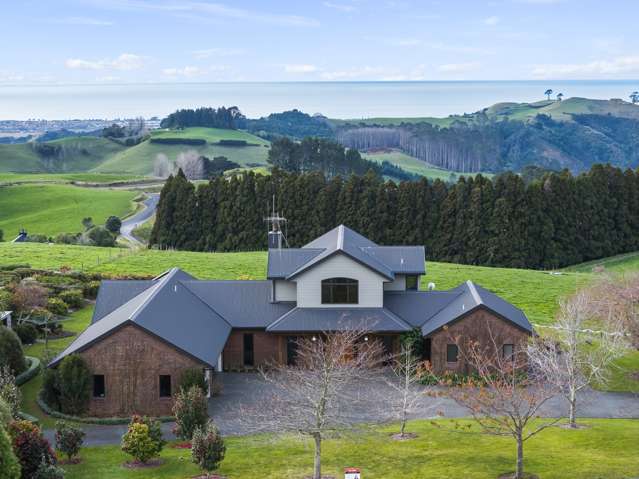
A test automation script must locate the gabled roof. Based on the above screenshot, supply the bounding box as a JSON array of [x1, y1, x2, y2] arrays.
[[266, 307, 412, 333], [268, 225, 425, 281], [420, 281, 532, 336], [92, 280, 154, 323], [50, 269, 232, 368], [383, 290, 462, 328]]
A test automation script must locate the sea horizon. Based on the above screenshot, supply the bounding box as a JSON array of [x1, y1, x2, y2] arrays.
[[1, 79, 638, 121]]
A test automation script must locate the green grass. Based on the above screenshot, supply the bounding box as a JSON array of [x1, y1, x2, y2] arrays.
[[363, 150, 493, 181], [562, 251, 639, 274], [56, 419, 639, 478], [0, 137, 127, 173], [0, 184, 138, 238], [0, 172, 146, 184], [94, 128, 271, 175]]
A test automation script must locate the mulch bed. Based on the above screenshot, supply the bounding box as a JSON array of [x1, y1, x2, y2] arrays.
[[559, 423, 591, 430], [498, 473, 539, 479], [192, 475, 227, 479], [390, 432, 418, 441], [122, 459, 164, 469], [171, 441, 192, 449]]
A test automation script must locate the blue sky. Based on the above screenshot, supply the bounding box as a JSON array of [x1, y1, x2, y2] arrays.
[[1, 0, 638, 83]]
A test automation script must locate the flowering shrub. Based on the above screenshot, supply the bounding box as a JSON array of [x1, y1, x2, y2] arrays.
[[172, 386, 208, 440], [54, 421, 85, 462], [8, 420, 57, 478], [130, 415, 165, 454], [121, 422, 158, 464], [191, 420, 226, 476]]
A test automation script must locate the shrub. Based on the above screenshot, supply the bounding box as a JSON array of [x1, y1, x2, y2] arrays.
[[172, 386, 208, 440], [105, 216, 122, 234], [46, 298, 68, 316], [54, 421, 85, 462], [33, 461, 65, 479], [0, 366, 21, 417], [57, 290, 83, 310], [130, 415, 164, 454], [0, 290, 11, 311], [54, 233, 79, 245], [191, 420, 225, 476], [8, 420, 57, 478], [121, 422, 158, 464], [0, 327, 26, 375], [57, 355, 91, 415], [0, 426, 20, 479], [13, 324, 38, 345], [82, 281, 101, 300], [178, 368, 207, 395], [41, 368, 61, 412], [84, 226, 115, 247], [0, 397, 12, 426]]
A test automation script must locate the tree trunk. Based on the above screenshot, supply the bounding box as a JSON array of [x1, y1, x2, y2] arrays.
[[400, 409, 406, 437], [516, 433, 524, 479], [569, 390, 577, 428], [313, 433, 322, 479]]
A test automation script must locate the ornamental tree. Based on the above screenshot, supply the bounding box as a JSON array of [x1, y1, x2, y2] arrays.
[[191, 420, 226, 477]]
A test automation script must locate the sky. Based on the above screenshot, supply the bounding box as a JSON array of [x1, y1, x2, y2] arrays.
[[1, 0, 638, 84]]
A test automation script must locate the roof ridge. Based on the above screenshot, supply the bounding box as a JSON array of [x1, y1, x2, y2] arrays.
[[265, 306, 299, 331], [178, 281, 234, 328], [337, 224, 344, 249], [128, 269, 177, 321], [466, 280, 482, 305]]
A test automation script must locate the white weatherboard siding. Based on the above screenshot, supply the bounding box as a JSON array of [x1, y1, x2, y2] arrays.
[[383, 275, 406, 291], [295, 253, 386, 308], [274, 280, 297, 302]]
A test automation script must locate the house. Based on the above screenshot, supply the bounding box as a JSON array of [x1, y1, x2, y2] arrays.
[[49, 225, 532, 417], [0, 311, 12, 329]]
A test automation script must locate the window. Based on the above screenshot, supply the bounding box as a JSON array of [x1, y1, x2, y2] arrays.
[[93, 375, 105, 398], [406, 275, 418, 290], [159, 375, 172, 398], [243, 333, 254, 367], [422, 337, 432, 362], [286, 336, 298, 365], [446, 344, 459, 363], [503, 344, 514, 360], [321, 278, 358, 304]]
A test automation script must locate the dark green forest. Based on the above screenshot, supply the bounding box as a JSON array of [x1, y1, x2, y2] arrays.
[[150, 164, 639, 270], [160, 106, 246, 129]]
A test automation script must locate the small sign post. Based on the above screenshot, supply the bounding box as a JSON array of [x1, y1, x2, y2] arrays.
[[344, 467, 361, 479]]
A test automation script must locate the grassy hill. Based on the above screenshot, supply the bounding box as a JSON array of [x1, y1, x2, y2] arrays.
[[0, 184, 138, 238], [0, 137, 127, 173], [0, 172, 145, 184], [563, 251, 639, 274], [94, 127, 271, 175]]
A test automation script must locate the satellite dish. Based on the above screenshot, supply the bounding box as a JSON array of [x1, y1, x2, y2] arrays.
[[427, 282, 436, 291]]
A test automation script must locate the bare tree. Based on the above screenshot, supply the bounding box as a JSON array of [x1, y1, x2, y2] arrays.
[[10, 282, 48, 321], [242, 330, 384, 479], [176, 150, 205, 180], [153, 153, 173, 178], [384, 343, 432, 439], [528, 292, 628, 428], [444, 331, 559, 479]]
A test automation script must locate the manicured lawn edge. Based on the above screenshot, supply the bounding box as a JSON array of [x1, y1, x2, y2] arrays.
[[16, 356, 41, 386], [36, 392, 174, 425]]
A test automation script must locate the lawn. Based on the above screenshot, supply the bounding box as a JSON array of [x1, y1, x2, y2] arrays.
[[94, 127, 271, 175], [57, 419, 639, 479], [562, 250, 639, 275], [0, 172, 146, 185], [0, 184, 139, 238]]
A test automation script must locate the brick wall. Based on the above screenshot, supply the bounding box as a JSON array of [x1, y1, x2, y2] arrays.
[[222, 330, 284, 370], [428, 308, 530, 374], [79, 324, 205, 417]]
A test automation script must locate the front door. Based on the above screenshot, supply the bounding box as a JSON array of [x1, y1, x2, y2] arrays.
[[286, 336, 298, 365]]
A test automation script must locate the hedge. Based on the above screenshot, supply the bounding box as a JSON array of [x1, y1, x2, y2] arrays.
[[149, 138, 206, 145], [15, 356, 40, 386], [36, 392, 174, 425]]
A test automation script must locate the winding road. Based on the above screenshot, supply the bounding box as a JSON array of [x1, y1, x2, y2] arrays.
[[119, 193, 159, 245]]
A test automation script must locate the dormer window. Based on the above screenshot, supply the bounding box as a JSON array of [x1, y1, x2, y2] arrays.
[[321, 278, 358, 304]]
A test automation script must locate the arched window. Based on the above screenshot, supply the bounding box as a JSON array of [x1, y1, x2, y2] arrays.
[[321, 277, 358, 304]]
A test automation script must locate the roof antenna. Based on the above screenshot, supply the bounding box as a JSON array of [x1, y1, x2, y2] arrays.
[[264, 195, 288, 249]]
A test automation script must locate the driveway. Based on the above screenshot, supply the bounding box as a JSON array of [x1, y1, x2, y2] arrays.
[[119, 193, 159, 245], [45, 372, 639, 446]]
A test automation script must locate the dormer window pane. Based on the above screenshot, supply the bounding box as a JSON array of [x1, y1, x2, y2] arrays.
[[406, 275, 418, 290], [321, 278, 358, 304]]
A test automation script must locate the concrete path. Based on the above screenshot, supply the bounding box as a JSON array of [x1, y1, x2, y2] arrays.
[[119, 193, 159, 245], [43, 373, 639, 447]]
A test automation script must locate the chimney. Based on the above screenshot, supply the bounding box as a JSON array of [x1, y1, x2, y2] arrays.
[[268, 230, 283, 249]]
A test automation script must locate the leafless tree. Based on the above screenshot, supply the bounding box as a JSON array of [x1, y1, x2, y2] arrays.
[[10, 282, 48, 320], [384, 343, 433, 438], [153, 153, 173, 178], [176, 150, 205, 180], [443, 330, 559, 479], [241, 329, 385, 479], [528, 291, 628, 428]]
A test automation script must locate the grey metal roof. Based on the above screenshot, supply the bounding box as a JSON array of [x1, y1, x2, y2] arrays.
[[362, 247, 425, 274], [420, 281, 532, 336], [266, 307, 412, 333], [267, 249, 323, 279], [50, 269, 231, 368], [383, 290, 462, 328], [181, 281, 295, 328], [92, 280, 154, 324]]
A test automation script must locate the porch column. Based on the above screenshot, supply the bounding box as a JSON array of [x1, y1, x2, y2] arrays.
[[205, 369, 213, 398], [217, 353, 223, 373]]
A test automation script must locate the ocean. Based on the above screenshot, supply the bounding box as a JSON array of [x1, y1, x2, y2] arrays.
[[1, 80, 637, 121]]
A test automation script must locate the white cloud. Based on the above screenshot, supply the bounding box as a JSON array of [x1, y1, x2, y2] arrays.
[[284, 64, 319, 73], [49, 16, 113, 26], [65, 53, 145, 71], [437, 61, 481, 73], [191, 47, 244, 59], [532, 56, 639, 78], [162, 66, 202, 77], [0, 71, 25, 82], [322, 2, 356, 12], [483, 15, 500, 26]]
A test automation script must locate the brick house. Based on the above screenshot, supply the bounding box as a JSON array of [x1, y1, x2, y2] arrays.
[[49, 225, 532, 417]]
